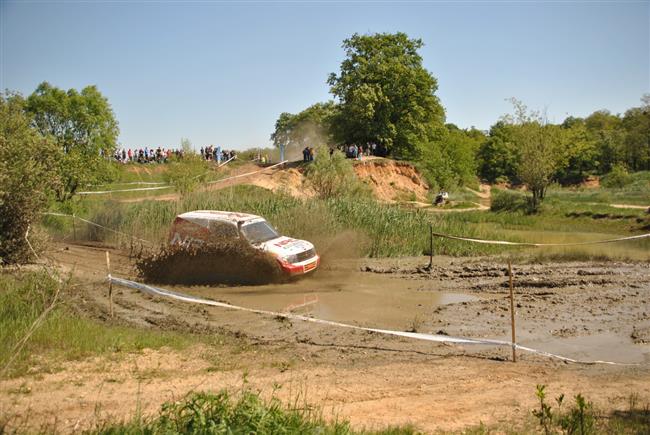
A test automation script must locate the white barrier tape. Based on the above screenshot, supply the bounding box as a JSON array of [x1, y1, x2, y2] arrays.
[[87, 181, 168, 187], [432, 231, 650, 247], [191, 156, 237, 181], [77, 185, 173, 195], [217, 156, 236, 168], [42, 212, 154, 245], [109, 275, 635, 365], [206, 160, 288, 185]]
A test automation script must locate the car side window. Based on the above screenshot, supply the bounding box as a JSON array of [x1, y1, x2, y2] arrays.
[[209, 221, 238, 240]]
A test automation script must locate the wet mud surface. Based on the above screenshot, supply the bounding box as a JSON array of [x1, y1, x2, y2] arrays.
[[51, 243, 650, 364], [5, 242, 647, 432]]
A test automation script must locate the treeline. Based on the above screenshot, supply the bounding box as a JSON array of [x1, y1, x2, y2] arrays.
[[479, 99, 650, 185], [1, 83, 119, 263], [271, 32, 650, 195]]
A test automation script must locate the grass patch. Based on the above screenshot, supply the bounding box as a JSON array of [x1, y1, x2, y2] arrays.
[[87, 389, 419, 435], [547, 171, 650, 206], [0, 270, 194, 378]]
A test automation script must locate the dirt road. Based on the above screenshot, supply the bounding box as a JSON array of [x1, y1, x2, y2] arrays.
[[1, 243, 649, 432]]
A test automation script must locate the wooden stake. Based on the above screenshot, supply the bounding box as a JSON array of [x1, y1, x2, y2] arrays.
[[428, 224, 434, 269], [106, 251, 113, 319], [508, 260, 516, 362]]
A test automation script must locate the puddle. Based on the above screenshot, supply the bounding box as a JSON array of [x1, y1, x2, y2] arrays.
[[182, 269, 476, 330], [502, 228, 650, 261], [518, 332, 650, 364]]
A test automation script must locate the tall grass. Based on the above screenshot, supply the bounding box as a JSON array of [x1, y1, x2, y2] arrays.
[[47, 185, 510, 257], [43, 182, 650, 259]]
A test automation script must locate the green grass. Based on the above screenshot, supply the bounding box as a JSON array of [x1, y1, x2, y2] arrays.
[[546, 171, 650, 206], [0, 271, 196, 378], [87, 390, 419, 435]]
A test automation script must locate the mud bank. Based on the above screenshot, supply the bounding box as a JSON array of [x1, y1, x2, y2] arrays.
[[2, 243, 649, 433]]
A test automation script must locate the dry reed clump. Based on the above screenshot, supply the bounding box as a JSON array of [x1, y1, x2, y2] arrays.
[[136, 240, 283, 285]]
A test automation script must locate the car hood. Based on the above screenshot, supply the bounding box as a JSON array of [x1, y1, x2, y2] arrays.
[[259, 236, 314, 259]]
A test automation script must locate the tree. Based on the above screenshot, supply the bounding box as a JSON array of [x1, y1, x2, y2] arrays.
[[327, 32, 445, 158], [556, 118, 599, 184], [478, 121, 519, 183], [420, 127, 484, 190], [621, 95, 650, 171], [0, 93, 58, 263], [505, 99, 564, 210], [25, 82, 119, 201], [584, 110, 624, 173], [270, 102, 338, 154]]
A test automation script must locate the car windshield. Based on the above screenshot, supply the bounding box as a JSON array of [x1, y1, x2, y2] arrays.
[[241, 221, 280, 244]]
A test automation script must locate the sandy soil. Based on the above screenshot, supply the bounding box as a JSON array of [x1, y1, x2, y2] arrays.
[[1, 243, 649, 432]]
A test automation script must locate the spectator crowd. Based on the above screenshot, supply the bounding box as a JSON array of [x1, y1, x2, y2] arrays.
[[200, 145, 237, 164], [112, 147, 185, 164], [110, 145, 237, 164]]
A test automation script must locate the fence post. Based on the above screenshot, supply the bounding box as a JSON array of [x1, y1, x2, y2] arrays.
[[427, 224, 434, 269], [508, 259, 517, 362], [106, 251, 113, 319]]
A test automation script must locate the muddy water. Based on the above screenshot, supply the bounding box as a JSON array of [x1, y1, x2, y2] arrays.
[[181, 269, 476, 330], [519, 332, 650, 364], [505, 229, 650, 260]]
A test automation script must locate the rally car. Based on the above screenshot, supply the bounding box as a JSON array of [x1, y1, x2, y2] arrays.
[[169, 210, 320, 276]]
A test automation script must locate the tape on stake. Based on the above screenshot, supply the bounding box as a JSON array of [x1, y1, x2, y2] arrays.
[[108, 275, 636, 366], [431, 231, 650, 247]]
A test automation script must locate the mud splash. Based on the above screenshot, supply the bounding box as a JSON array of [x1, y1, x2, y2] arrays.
[[136, 240, 282, 285]]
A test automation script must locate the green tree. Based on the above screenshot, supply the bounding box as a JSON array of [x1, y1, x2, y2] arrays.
[[505, 99, 564, 210], [584, 109, 624, 173], [25, 82, 119, 201], [478, 121, 519, 183], [556, 119, 599, 184], [271, 102, 338, 153], [420, 126, 484, 189], [0, 93, 58, 263], [621, 94, 650, 171], [327, 32, 445, 158]]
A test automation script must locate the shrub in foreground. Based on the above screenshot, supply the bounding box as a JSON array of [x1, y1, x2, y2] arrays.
[[95, 390, 418, 435], [490, 189, 529, 213], [0, 93, 58, 264]]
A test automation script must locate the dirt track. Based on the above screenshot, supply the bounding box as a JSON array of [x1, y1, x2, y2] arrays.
[[1, 243, 649, 432]]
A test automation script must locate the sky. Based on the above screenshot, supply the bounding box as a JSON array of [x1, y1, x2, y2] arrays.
[[2, 1, 649, 150]]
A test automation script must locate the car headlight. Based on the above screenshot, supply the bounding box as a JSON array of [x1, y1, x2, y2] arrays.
[[282, 254, 299, 264]]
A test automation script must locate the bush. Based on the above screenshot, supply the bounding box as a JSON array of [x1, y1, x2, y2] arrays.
[[490, 189, 529, 213], [601, 163, 631, 188], [0, 93, 58, 264], [164, 152, 210, 197], [305, 149, 370, 199]]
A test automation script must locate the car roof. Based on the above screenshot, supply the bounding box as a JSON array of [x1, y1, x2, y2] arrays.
[[177, 210, 263, 225]]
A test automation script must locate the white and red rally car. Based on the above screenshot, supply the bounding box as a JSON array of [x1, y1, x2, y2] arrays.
[[169, 210, 320, 276]]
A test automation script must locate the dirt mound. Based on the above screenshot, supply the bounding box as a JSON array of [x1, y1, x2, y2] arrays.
[[136, 241, 282, 285], [249, 166, 315, 198], [353, 159, 429, 202]]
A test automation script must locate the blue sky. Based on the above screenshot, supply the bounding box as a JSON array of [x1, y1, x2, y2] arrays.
[[2, 1, 649, 150]]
